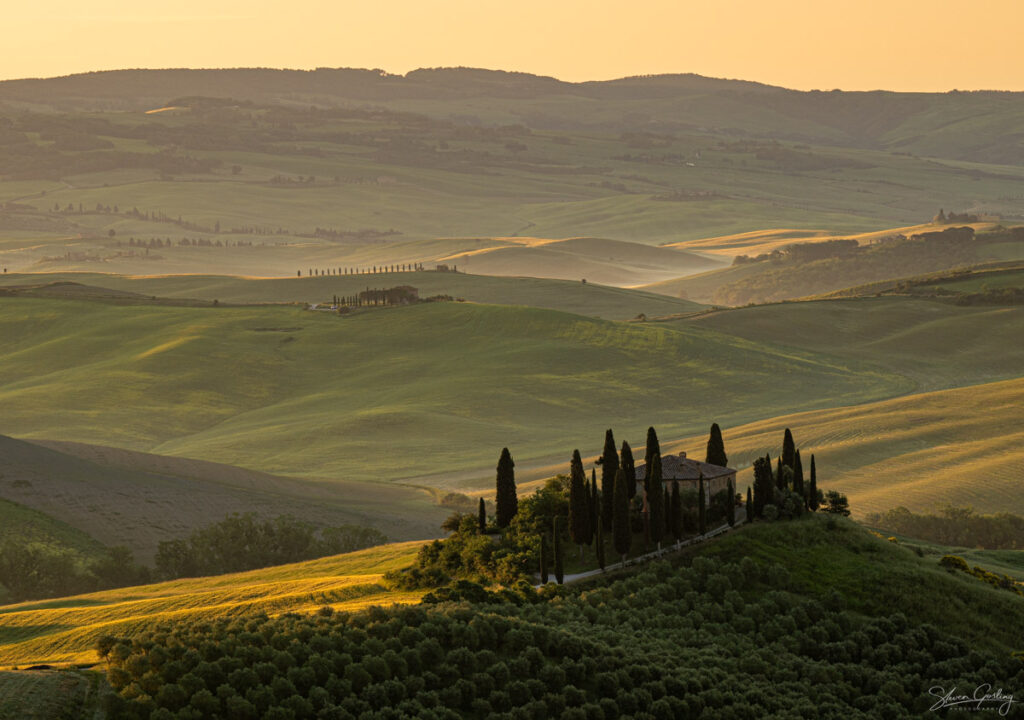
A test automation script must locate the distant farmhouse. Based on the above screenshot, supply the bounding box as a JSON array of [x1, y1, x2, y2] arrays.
[[635, 451, 736, 505]]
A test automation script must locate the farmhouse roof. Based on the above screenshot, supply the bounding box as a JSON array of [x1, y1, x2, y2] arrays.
[[634, 452, 735, 481]]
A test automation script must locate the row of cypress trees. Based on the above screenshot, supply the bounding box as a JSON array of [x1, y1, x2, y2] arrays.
[[750, 427, 819, 520]]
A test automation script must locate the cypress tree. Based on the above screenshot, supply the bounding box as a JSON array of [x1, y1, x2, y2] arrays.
[[539, 534, 549, 584], [612, 466, 632, 563], [620, 441, 637, 499], [746, 486, 753, 524], [644, 427, 661, 482], [663, 487, 671, 536], [568, 449, 589, 559], [698, 473, 707, 535], [478, 498, 486, 533], [792, 449, 805, 499], [726, 479, 735, 527], [753, 456, 773, 518], [600, 429, 618, 530], [553, 516, 564, 585], [670, 481, 683, 545], [776, 456, 785, 491], [495, 448, 518, 528], [595, 516, 606, 571], [705, 422, 728, 467], [649, 453, 665, 549], [782, 428, 796, 470], [589, 471, 599, 544], [809, 454, 819, 511]]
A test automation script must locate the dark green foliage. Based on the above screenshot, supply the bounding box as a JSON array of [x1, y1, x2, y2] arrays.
[[939, 555, 1024, 597], [792, 449, 804, 498], [823, 490, 851, 517], [775, 456, 786, 490], [153, 514, 386, 580], [478, 498, 486, 534], [746, 486, 753, 524], [495, 448, 518, 528], [568, 450, 589, 554], [698, 474, 707, 535], [643, 427, 660, 481], [599, 429, 618, 531], [809, 454, 819, 511], [0, 542, 149, 602], [670, 482, 683, 543], [752, 456, 773, 519], [612, 467, 632, 561], [588, 472, 599, 545], [647, 454, 665, 546], [620, 441, 636, 500], [663, 487, 671, 537], [553, 517, 564, 585], [595, 519, 606, 572], [726, 479, 736, 527], [867, 506, 1024, 549], [705, 422, 728, 467], [782, 428, 795, 470], [539, 534, 549, 585], [100, 519, 1024, 720]]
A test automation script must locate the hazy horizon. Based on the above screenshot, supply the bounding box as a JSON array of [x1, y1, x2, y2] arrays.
[[6, 0, 1024, 92]]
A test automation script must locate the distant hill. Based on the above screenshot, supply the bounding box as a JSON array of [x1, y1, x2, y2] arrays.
[[4, 67, 1024, 164], [0, 434, 445, 561]]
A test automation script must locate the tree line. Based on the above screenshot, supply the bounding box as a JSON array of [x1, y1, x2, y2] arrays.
[[867, 506, 1024, 549]]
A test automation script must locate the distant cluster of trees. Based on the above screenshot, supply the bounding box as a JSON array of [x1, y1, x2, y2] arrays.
[[154, 514, 387, 580], [0, 542, 149, 602], [299, 264, 425, 277], [939, 555, 1023, 597], [867, 506, 1024, 549]]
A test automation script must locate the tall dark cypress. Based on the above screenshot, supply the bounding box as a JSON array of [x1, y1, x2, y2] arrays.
[[495, 448, 518, 528], [698, 473, 707, 535], [600, 429, 619, 530], [746, 486, 753, 524], [726, 479, 735, 527], [753, 456, 773, 518], [649, 453, 665, 548], [808, 454, 819, 511], [612, 466, 632, 563], [705, 423, 728, 467], [620, 441, 637, 499], [776, 456, 786, 491], [589, 471, 599, 543], [568, 449, 589, 558], [782, 428, 796, 470], [539, 534, 549, 584], [553, 516, 564, 585], [663, 487, 672, 537], [478, 498, 486, 533], [670, 481, 683, 544], [644, 427, 661, 482], [595, 516, 606, 571], [792, 449, 805, 499]]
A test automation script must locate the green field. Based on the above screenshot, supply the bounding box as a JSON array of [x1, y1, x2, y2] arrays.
[[0, 269, 706, 321], [0, 295, 916, 488], [0, 542, 425, 667]]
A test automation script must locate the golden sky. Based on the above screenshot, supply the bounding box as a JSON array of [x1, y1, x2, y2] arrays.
[[6, 0, 1024, 90]]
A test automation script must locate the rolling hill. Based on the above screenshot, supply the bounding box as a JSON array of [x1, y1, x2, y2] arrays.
[[0, 541, 425, 667], [0, 435, 446, 562], [660, 377, 1024, 517], [0, 295, 913, 486], [0, 269, 706, 321]]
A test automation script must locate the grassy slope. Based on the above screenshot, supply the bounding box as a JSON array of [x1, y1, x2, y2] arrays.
[[0, 542, 425, 667], [0, 270, 706, 321], [0, 434, 446, 562], [662, 377, 1024, 517], [696, 515, 1024, 657], [677, 296, 1024, 392], [0, 297, 909, 485]]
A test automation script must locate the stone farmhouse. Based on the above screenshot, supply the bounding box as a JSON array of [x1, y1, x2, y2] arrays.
[[634, 451, 737, 505]]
